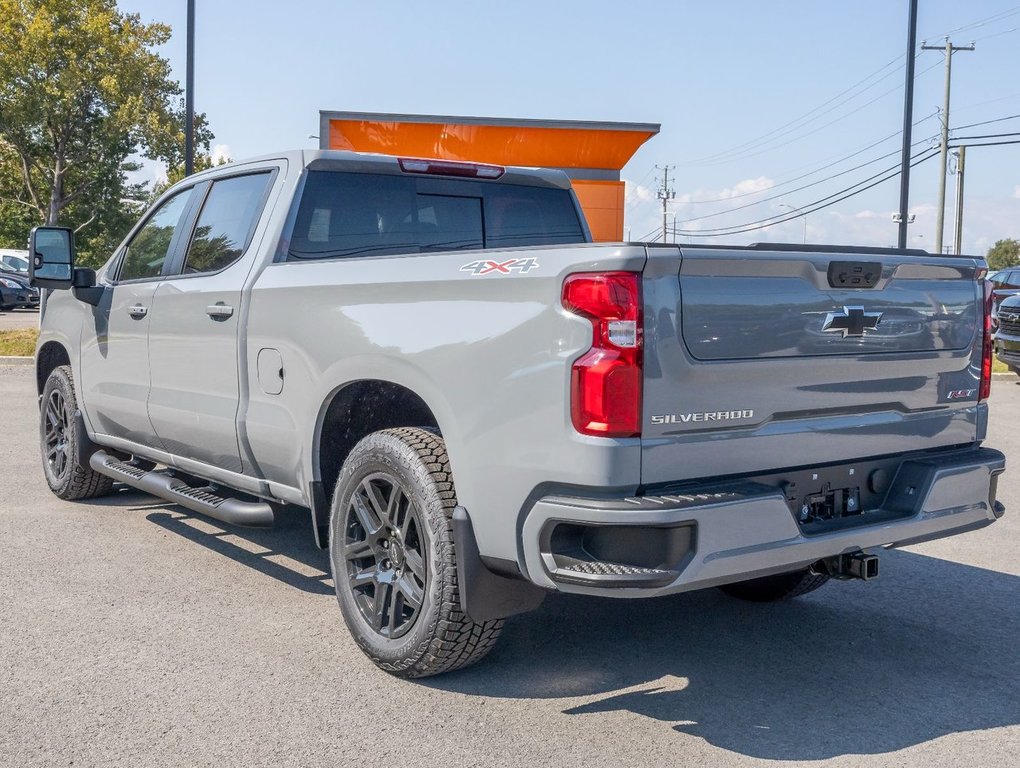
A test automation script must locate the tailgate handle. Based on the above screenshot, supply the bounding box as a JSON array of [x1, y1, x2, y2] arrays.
[[828, 261, 881, 289]]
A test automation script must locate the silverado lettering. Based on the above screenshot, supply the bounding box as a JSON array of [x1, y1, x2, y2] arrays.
[[652, 410, 755, 425]]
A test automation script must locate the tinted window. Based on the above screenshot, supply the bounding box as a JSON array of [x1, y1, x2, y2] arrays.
[[483, 185, 587, 248], [418, 195, 483, 252], [120, 191, 191, 281], [3, 255, 29, 273], [287, 171, 584, 261], [290, 173, 418, 260], [183, 173, 272, 274]]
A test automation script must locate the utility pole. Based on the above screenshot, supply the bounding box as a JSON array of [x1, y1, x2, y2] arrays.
[[897, 0, 918, 249], [921, 37, 974, 254], [953, 146, 966, 255], [656, 165, 675, 243], [185, 0, 196, 177]]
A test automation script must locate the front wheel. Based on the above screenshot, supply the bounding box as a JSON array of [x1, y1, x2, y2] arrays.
[[719, 568, 829, 602], [329, 427, 503, 678], [39, 366, 114, 500]]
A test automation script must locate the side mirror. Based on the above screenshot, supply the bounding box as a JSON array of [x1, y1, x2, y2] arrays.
[[29, 226, 75, 290]]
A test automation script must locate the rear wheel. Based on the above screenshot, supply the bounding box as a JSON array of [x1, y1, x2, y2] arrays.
[[719, 568, 829, 602], [39, 366, 114, 500], [329, 427, 503, 677]]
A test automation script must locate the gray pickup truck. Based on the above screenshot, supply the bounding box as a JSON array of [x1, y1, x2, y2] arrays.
[[29, 150, 1006, 677]]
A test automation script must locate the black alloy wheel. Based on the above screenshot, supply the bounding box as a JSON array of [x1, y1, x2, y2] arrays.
[[329, 428, 504, 677], [43, 387, 73, 482], [39, 365, 113, 500], [343, 472, 427, 639]]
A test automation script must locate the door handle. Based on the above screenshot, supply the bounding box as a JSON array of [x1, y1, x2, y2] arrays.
[[206, 303, 234, 319], [128, 304, 148, 319]]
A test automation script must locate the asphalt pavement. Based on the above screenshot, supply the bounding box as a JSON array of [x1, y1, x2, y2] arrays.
[[1, 364, 1018, 768], [0, 308, 40, 331]]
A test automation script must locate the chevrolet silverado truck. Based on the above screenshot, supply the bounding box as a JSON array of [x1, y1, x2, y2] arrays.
[[29, 150, 1006, 677]]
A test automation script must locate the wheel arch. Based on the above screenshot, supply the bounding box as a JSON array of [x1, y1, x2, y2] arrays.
[[308, 378, 449, 547], [36, 340, 71, 395]]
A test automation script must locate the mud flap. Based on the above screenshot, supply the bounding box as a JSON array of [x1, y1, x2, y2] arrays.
[[452, 506, 546, 622]]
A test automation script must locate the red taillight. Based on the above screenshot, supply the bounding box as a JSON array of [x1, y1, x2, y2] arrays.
[[981, 278, 993, 401], [398, 157, 505, 179], [562, 272, 642, 437]]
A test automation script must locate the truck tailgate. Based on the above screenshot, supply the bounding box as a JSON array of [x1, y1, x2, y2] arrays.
[[641, 245, 986, 485]]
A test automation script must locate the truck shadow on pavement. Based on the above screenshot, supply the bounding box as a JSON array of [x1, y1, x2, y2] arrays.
[[432, 550, 1020, 761], [88, 486, 334, 595]]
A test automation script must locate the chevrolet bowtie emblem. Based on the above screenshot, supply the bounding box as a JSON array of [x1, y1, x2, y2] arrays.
[[821, 306, 883, 338]]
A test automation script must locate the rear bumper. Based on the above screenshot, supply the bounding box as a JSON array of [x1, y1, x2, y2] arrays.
[[520, 447, 1005, 597]]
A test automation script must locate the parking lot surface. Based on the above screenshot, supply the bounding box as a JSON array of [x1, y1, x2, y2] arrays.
[[1, 364, 1017, 768], [0, 308, 39, 331]]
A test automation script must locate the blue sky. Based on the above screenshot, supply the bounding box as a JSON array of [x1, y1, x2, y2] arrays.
[[121, 0, 1020, 254]]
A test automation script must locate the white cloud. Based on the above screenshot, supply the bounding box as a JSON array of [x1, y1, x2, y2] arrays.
[[675, 177, 774, 205], [211, 143, 233, 164], [1014, 185, 1020, 199], [623, 180, 656, 206]]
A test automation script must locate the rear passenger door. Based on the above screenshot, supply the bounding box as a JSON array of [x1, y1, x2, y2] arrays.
[[146, 168, 276, 474]]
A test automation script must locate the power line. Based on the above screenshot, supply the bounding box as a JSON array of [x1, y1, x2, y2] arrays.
[[623, 165, 657, 210], [684, 58, 943, 170], [673, 7, 1018, 171], [922, 6, 1020, 39], [678, 111, 939, 206], [670, 149, 939, 237], [666, 138, 1018, 241], [673, 134, 938, 225], [972, 26, 1019, 42], [952, 113, 1020, 131], [949, 138, 1020, 148], [678, 54, 908, 166], [948, 130, 1020, 141]]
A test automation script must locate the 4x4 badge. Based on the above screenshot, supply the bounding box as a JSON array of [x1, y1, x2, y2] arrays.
[[821, 306, 882, 338]]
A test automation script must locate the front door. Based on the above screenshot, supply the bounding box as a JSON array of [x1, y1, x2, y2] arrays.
[[79, 187, 195, 448]]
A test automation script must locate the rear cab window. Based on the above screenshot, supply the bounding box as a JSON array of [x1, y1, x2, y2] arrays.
[[286, 171, 585, 261]]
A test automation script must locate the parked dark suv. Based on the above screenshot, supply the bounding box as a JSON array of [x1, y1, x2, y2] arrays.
[[995, 293, 1020, 377], [989, 268, 1020, 329]]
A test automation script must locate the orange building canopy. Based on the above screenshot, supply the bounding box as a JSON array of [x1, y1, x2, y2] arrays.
[[319, 111, 659, 241]]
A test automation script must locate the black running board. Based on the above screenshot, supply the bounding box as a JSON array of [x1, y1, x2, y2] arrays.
[[90, 450, 275, 527]]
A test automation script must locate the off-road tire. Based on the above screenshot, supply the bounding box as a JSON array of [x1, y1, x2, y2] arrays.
[[40, 365, 114, 500], [329, 427, 503, 678], [719, 568, 830, 602]]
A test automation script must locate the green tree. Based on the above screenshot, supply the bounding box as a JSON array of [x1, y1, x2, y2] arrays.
[[0, 0, 212, 266], [987, 238, 1020, 272]]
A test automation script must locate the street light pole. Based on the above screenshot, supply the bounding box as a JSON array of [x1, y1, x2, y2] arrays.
[[184, 0, 195, 177], [953, 146, 966, 255], [896, 0, 919, 249], [779, 204, 807, 244]]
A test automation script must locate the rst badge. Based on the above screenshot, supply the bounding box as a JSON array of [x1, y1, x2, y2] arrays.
[[460, 258, 539, 276]]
